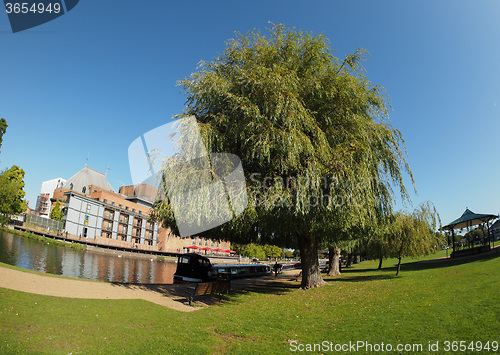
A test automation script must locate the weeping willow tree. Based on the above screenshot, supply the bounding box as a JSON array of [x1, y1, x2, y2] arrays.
[[153, 24, 413, 289], [385, 201, 441, 276]]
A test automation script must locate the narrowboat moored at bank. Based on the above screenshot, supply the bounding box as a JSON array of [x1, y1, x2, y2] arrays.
[[173, 253, 271, 283]]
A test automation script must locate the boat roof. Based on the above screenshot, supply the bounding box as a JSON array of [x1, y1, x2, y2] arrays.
[[212, 263, 268, 268]]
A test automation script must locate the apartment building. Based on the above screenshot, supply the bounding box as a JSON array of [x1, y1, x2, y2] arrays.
[[46, 165, 230, 254]]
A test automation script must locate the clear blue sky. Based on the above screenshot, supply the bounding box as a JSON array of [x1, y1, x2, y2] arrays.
[[1, 0, 499, 226]]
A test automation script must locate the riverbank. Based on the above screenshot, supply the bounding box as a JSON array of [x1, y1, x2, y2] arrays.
[[1, 225, 85, 251], [0, 262, 296, 312]]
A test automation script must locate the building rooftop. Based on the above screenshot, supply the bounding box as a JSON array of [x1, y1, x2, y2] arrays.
[[63, 165, 115, 193]]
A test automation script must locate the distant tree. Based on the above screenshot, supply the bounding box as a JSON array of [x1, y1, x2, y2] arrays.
[[50, 200, 62, 222], [0, 165, 26, 225], [464, 228, 483, 246], [366, 221, 392, 270], [284, 250, 294, 259], [236, 243, 266, 260], [386, 202, 441, 276], [263, 244, 283, 259], [0, 118, 7, 154]]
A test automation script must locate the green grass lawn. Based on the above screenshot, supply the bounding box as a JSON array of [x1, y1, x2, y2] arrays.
[[1, 251, 498, 354]]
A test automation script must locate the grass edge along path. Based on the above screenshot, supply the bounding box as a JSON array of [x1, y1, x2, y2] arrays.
[[0, 250, 498, 354]]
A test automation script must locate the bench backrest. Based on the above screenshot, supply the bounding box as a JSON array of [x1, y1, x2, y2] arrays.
[[195, 280, 230, 296]]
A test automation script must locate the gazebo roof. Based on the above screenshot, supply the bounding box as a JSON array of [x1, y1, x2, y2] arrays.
[[441, 208, 497, 230]]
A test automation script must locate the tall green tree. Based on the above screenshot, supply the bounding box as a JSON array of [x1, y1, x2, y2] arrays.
[[0, 165, 26, 225], [154, 24, 413, 288]]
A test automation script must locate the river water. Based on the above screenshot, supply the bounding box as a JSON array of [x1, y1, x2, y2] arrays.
[[0, 230, 176, 284]]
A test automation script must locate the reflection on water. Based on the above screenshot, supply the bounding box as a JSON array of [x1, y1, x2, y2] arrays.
[[0, 230, 176, 284]]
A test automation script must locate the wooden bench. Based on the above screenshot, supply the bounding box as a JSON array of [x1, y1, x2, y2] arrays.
[[185, 280, 231, 306]]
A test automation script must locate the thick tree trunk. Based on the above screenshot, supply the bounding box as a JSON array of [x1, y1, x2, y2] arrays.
[[377, 257, 383, 270], [346, 253, 353, 267], [327, 245, 341, 276], [396, 256, 402, 276], [353, 254, 358, 264], [298, 234, 325, 289]]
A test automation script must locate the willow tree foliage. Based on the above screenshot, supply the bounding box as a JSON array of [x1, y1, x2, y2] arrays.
[[154, 24, 413, 288], [385, 201, 441, 275]]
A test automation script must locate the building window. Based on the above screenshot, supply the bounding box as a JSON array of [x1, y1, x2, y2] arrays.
[[111, 202, 115, 206], [139, 211, 142, 215], [82, 186, 86, 193], [147, 240, 152, 246], [135, 238, 140, 244], [103, 199, 107, 204], [132, 209, 135, 213], [121, 236, 127, 241], [69, 183, 74, 190], [125, 206, 129, 210]]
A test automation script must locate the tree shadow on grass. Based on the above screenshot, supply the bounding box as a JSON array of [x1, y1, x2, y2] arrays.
[[399, 250, 500, 273], [339, 249, 500, 277], [231, 280, 299, 296], [108, 274, 299, 307], [324, 273, 395, 283]]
